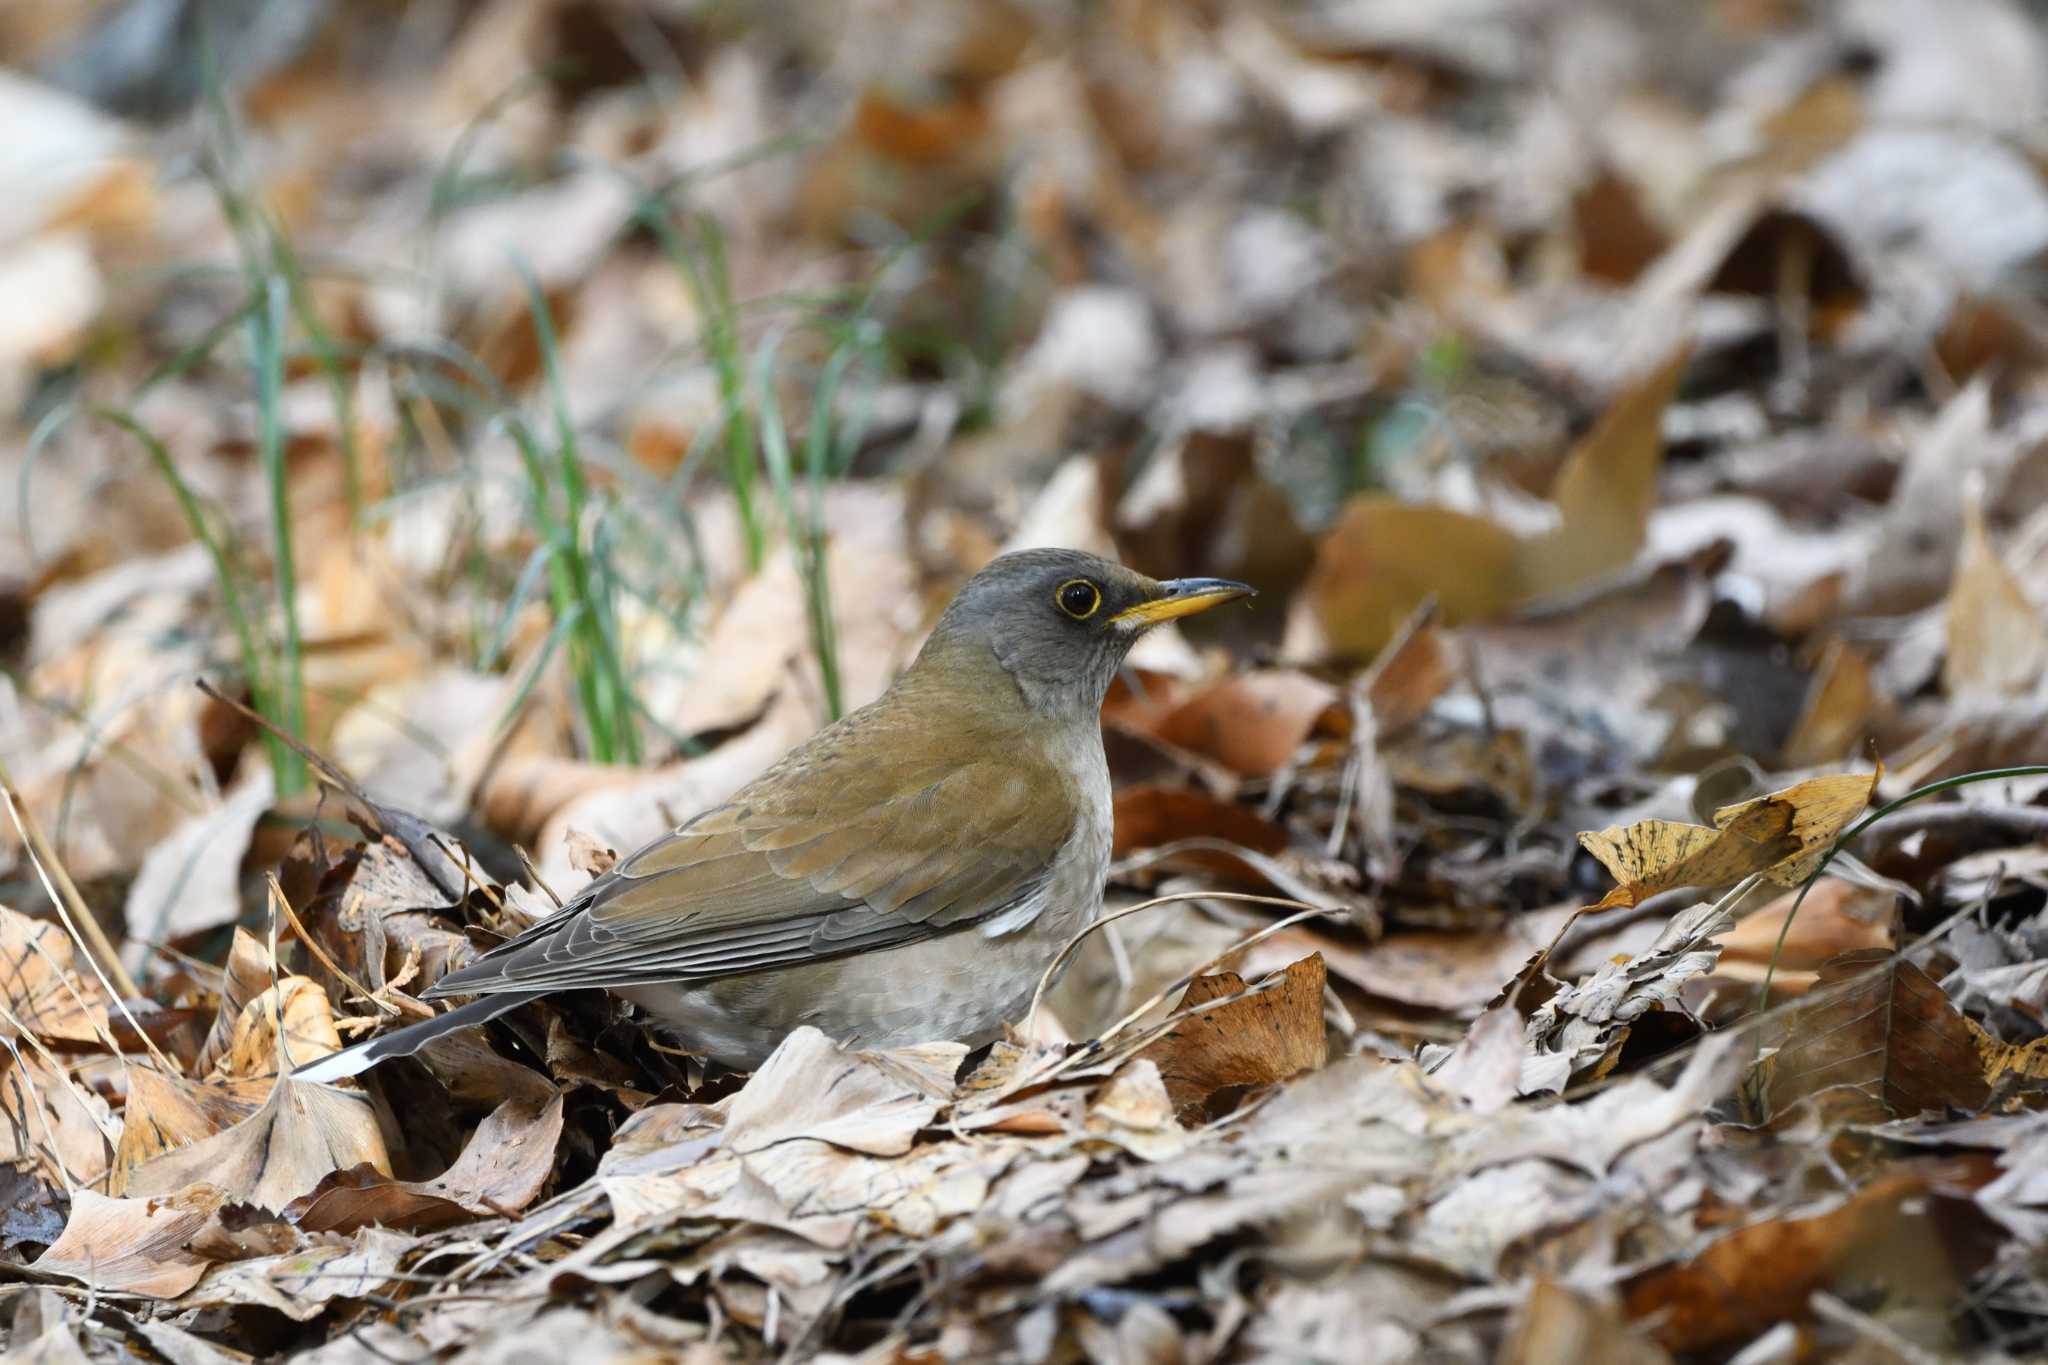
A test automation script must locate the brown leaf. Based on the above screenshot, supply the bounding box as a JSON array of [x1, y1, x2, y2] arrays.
[[1150, 671, 1343, 777], [1517, 348, 1690, 599], [1779, 639, 1876, 768], [1110, 785, 1290, 884], [0, 1050, 115, 1191], [1763, 950, 1990, 1123], [1361, 606, 1457, 736], [1944, 492, 2048, 700], [1300, 354, 1689, 657], [207, 976, 345, 1081], [32, 1185, 227, 1298], [125, 1078, 391, 1213], [0, 905, 107, 1046], [289, 1092, 563, 1233], [1573, 170, 1670, 286], [1579, 769, 1878, 909], [1623, 1174, 1934, 1352], [1301, 499, 1524, 657], [112, 1066, 270, 1195], [1140, 954, 1328, 1120]]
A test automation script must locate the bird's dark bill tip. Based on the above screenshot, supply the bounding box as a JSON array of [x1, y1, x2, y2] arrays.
[[1111, 576, 1255, 626]]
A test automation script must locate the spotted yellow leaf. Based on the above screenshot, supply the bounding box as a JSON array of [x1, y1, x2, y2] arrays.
[[1579, 768, 1879, 909]]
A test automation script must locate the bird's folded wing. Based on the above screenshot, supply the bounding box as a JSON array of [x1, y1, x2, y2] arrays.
[[427, 755, 1075, 995]]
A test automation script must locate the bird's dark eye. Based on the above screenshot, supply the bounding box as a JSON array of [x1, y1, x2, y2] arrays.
[[1056, 578, 1102, 619]]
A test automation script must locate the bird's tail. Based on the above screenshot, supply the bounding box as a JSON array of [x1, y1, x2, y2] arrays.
[[292, 989, 548, 1084]]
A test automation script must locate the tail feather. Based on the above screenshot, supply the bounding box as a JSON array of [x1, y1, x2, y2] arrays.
[[293, 990, 548, 1084]]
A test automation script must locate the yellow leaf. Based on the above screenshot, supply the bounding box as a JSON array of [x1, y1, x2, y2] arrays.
[[1580, 768, 1878, 908], [1712, 767, 1880, 886], [1305, 499, 1523, 655], [1944, 493, 2048, 699], [1517, 348, 1690, 598]]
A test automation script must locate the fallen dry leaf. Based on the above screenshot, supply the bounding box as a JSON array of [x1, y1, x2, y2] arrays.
[[112, 1065, 271, 1194], [1139, 953, 1328, 1119], [1517, 348, 1690, 598], [32, 1185, 225, 1298], [1622, 1174, 1941, 1353], [124, 1077, 391, 1212], [1944, 492, 2048, 700], [1779, 638, 1877, 768], [1762, 950, 1990, 1124], [1111, 784, 1289, 882], [0, 904, 108, 1046], [1709, 877, 1896, 999], [1300, 350, 1689, 657], [1503, 1278, 1674, 1365], [1300, 500, 1524, 657], [290, 1091, 564, 1233], [1579, 768, 1878, 909], [1149, 671, 1343, 777]]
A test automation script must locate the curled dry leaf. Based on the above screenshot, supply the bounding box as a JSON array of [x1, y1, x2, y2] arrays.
[[1579, 768, 1878, 909], [1138, 952, 1328, 1120], [207, 975, 345, 1081], [289, 1091, 564, 1233], [1521, 897, 1734, 1095], [0, 903, 107, 1045], [31, 1185, 223, 1298], [1944, 492, 2048, 700], [124, 1078, 391, 1213], [563, 828, 618, 877]]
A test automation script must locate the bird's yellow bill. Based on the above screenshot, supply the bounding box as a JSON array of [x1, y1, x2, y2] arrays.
[[1109, 577, 1255, 626]]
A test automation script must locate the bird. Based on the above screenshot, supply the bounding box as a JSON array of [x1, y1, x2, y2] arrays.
[[296, 549, 1252, 1082]]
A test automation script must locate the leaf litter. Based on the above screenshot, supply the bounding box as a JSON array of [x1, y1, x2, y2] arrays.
[[4, 1, 2048, 1360]]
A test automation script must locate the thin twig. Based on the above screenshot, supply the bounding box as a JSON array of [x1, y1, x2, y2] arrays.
[[0, 752, 141, 998], [267, 872, 394, 1016], [1025, 890, 1322, 1034]]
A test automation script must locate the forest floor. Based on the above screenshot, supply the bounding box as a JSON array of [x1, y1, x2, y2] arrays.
[[4, 1, 2048, 1360]]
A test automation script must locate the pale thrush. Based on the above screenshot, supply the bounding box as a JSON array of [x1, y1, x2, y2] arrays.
[[297, 548, 1252, 1081]]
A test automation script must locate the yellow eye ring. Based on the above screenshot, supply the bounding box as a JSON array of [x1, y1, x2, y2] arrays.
[[1056, 578, 1102, 619]]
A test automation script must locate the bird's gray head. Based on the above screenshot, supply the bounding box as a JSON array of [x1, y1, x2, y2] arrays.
[[914, 548, 1252, 721]]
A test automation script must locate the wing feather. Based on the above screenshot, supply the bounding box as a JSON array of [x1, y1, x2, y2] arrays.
[[426, 736, 1077, 998]]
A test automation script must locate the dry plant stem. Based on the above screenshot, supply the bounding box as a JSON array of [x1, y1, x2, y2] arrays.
[[0, 758, 180, 1075], [23, 934, 134, 1073], [0, 998, 120, 1170], [269, 872, 394, 1015], [517, 845, 565, 909], [0, 752, 141, 999], [0, 1032, 81, 1193], [1757, 764, 2048, 1017], [1025, 890, 1321, 1034], [1808, 1292, 1943, 1365]]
